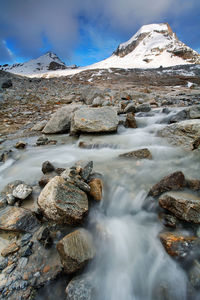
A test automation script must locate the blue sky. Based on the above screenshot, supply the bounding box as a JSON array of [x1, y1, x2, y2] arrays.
[[0, 0, 200, 67]]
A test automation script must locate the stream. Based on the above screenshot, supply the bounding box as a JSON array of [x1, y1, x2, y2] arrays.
[[0, 108, 200, 299]]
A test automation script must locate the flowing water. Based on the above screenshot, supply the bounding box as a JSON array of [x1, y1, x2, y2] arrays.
[[1, 108, 200, 299]]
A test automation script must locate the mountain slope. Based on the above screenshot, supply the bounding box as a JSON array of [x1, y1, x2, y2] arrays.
[[0, 52, 69, 75]]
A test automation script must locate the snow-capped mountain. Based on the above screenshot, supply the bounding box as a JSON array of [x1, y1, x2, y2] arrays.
[[0, 52, 71, 75], [90, 23, 200, 69]]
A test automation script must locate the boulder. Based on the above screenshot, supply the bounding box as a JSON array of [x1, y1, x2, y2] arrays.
[[80, 87, 104, 105], [125, 112, 137, 128], [66, 274, 95, 300], [12, 183, 33, 200], [57, 229, 95, 274], [14, 141, 27, 149], [159, 191, 200, 223], [0, 206, 39, 232], [136, 103, 151, 112], [124, 103, 136, 114], [32, 120, 47, 131], [42, 161, 55, 174], [169, 109, 188, 123], [89, 178, 103, 201], [159, 232, 199, 258], [38, 176, 88, 225], [70, 107, 119, 134], [189, 105, 200, 119], [158, 119, 200, 148], [119, 148, 152, 159], [42, 104, 81, 134], [148, 171, 185, 197]]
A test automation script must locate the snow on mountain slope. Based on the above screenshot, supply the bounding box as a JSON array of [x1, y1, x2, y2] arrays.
[[0, 52, 70, 75]]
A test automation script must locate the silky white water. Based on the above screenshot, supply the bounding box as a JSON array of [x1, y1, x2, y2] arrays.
[[0, 108, 199, 299]]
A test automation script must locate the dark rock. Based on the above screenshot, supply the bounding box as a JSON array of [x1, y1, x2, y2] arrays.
[[119, 148, 152, 159], [66, 274, 95, 300], [38, 176, 88, 225], [81, 161, 93, 181], [162, 107, 170, 114], [169, 109, 188, 123], [20, 241, 33, 257], [148, 171, 185, 197], [124, 103, 136, 113], [48, 61, 67, 70], [55, 167, 66, 175], [14, 141, 27, 149], [39, 172, 56, 187], [73, 179, 91, 193], [36, 136, 49, 146], [0, 257, 8, 270], [20, 233, 32, 246], [0, 150, 12, 162], [42, 161, 55, 174], [57, 229, 95, 274], [1, 79, 12, 89], [159, 232, 199, 258], [192, 137, 200, 150], [125, 112, 137, 128], [0, 206, 39, 232], [163, 214, 177, 228], [159, 191, 200, 223], [36, 226, 52, 248], [7, 194, 16, 205], [186, 179, 200, 190]]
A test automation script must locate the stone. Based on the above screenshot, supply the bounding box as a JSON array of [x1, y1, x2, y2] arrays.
[[192, 137, 200, 150], [162, 214, 177, 228], [136, 103, 151, 112], [189, 105, 200, 119], [119, 148, 152, 159], [159, 191, 200, 223], [42, 104, 81, 134], [125, 112, 137, 128], [81, 161, 93, 181], [36, 136, 49, 146], [80, 87, 104, 105], [73, 179, 91, 193], [36, 226, 52, 248], [1, 180, 24, 196], [0, 195, 7, 208], [42, 161, 55, 174], [66, 274, 95, 300], [0, 150, 12, 162], [92, 97, 104, 107], [39, 173, 56, 187], [189, 260, 200, 288], [148, 171, 185, 197], [70, 107, 119, 134], [1, 242, 20, 257], [1, 79, 12, 89], [186, 179, 200, 190], [0, 257, 8, 270], [0, 206, 39, 232], [159, 232, 199, 258], [7, 194, 16, 205], [12, 183, 32, 200], [89, 178, 103, 201], [38, 176, 88, 225], [32, 120, 47, 131], [169, 109, 188, 123], [57, 229, 95, 274], [14, 141, 26, 149], [124, 103, 136, 114]]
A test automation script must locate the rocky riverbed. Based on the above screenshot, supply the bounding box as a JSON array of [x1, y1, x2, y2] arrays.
[[0, 65, 200, 299]]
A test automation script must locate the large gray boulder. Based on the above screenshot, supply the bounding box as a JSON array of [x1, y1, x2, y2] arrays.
[[70, 107, 119, 134], [158, 119, 200, 148], [38, 176, 88, 225], [57, 229, 95, 274], [189, 105, 200, 119], [42, 104, 81, 134], [66, 274, 95, 300], [159, 191, 200, 223]]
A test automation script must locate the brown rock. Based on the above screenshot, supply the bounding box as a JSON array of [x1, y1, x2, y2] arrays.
[[42, 161, 55, 174], [159, 232, 198, 258], [38, 176, 88, 225], [119, 148, 152, 159], [14, 141, 26, 149], [125, 112, 137, 128], [186, 179, 200, 191], [57, 229, 95, 274], [89, 178, 103, 201], [148, 171, 185, 197], [159, 191, 200, 223], [1, 242, 20, 257]]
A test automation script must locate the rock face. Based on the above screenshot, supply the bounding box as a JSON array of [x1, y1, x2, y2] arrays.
[[70, 107, 119, 134], [66, 274, 94, 300], [0, 206, 39, 232], [38, 176, 88, 225], [159, 191, 200, 223], [159, 232, 199, 258], [148, 171, 185, 197], [42, 105, 81, 134], [57, 229, 95, 274], [158, 119, 200, 148], [119, 148, 152, 159]]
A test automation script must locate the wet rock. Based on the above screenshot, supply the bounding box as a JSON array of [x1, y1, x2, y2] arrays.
[[159, 191, 200, 223], [12, 183, 32, 200], [42, 104, 81, 134], [162, 214, 177, 228], [192, 137, 200, 150], [36, 136, 49, 146], [70, 107, 119, 134], [159, 232, 199, 258], [189, 260, 200, 288], [1, 242, 20, 257], [169, 109, 188, 123], [81, 161, 93, 181], [0, 206, 39, 232], [32, 120, 47, 131], [148, 171, 185, 197], [1, 79, 12, 89], [36, 226, 52, 248], [66, 274, 95, 300], [124, 103, 136, 114], [0, 195, 7, 208], [39, 172, 56, 187], [125, 112, 137, 128], [119, 148, 152, 159], [20, 241, 33, 257], [14, 141, 27, 149], [7, 194, 16, 205], [42, 160, 55, 174], [57, 229, 95, 274], [0, 149, 12, 162], [73, 179, 91, 193], [136, 103, 151, 112], [38, 176, 88, 225], [0, 257, 8, 270], [186, 179, 200, 190], [1, 180, 24, 196], [189, 105, 200, 119], [89, 178, 103, 201]]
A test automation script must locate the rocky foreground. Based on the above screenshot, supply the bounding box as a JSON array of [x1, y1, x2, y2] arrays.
[[0, 65, 200, 299]]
